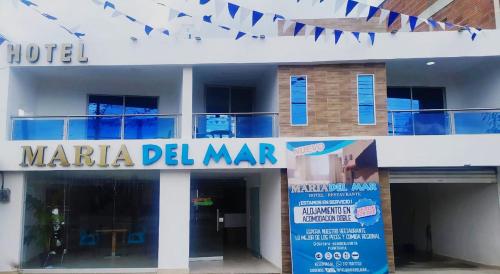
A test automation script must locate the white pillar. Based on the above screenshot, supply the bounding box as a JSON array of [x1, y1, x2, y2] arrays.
[[0, 172, 25, 273], [494, 0, 500, 29], [158, 171, 190, 274], [180, 67, 193, 139], [0, 68, 11, 140]]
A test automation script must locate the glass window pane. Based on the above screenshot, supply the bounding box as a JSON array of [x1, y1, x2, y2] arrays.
[[206, 87, 230, 113], [88, 95, 123, 115], [358, 75, 375, 125], [124, 116, 176, 139], [290, 76, 307, 125], [125, 96, 158, 115], [411, 88, 445, 110], [68, 117, 121, 140], [12, 119, 64, 140]]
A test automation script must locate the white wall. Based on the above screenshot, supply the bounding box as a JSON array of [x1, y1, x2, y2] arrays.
[[254, 66, 278, 113], [6, 70, 38, 137], [158, 171, 190, 272], [0, 172, 25, 273], [430, 183, 500, 266], [259, 170, 282, 269], [0, 69, 10, 140]]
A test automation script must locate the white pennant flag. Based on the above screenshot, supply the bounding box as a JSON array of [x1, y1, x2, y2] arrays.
[[111, 10, 122, 17], [91, 0, 104, 5], [426, 19, 434, 31], [400, 14, 409, 31], [282, 20, 294, 34], [239, 7, 251, 24], [333, 0, 345, 16], [214, 0, 226, 17], [379, 9, 389, 24], [323, 28, 332, 42], [438, 21, 445, 30], [305, 24, 315, 38], [169, 9, 179, 21], [355, 3, 369, 18]]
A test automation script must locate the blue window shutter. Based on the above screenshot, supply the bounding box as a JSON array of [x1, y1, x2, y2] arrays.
[[357, 75, 376, 125], [290, 76, 308, 125]]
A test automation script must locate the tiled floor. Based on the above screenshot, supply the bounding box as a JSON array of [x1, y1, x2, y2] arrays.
[[189, 249, 281, 274], [396, 257, 500, 274]]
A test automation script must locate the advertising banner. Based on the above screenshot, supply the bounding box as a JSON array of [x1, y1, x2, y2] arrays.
[[287, 140, 388, 274]]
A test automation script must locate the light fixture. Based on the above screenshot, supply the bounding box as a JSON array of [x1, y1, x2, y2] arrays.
[[426, 61, 436, 66]]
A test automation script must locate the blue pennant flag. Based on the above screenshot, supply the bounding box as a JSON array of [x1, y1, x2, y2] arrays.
[[294, 22, 305, 36], [368, 32, 375, 45], [200, 0, 210, 4], [428, 19, 438, 29], [126, 15, 136, 22], [366, 6, 379, 21], [74, 32, 85, 38], [352, 31, 360, 42], [273, 14, 285, 22], [471, 33, 477, 41], [228, 3, 239, 19], [203, 15, 212, 23], [219, 25, 230, 31], [409, 16, 418, 31], [178, 12, 190, 18], [252, 11, 264, 26], [345, 0, 359, 16], [0, 34, 7, 45], [236, 31, 246, 40], [334, 29, 343, 44], [20, 0, 37, 7], [252, 35, 258, 39], [387, 11, 399, 27], [42, 13, 57, 20], [104, 1, 115, 9], [162, 29, 170, 36], [314, 27, 324, 41], [444, 22, 454, 29], [145, 25, 153, 35]]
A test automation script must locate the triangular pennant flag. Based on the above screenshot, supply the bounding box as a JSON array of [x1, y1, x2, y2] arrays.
[[169, 9, 179, 21], [162, 29, 170, 36], [294, 22, 305, 36], [355, 4, 369, 18], [352, 31, 360, 42], [345, 0, 359, 16], [323, 28, 332, 42], [408, 15, 418, 31], [334, 29, 343, 44], [445, 22, 454, 29], [219, 25, 230, 30], [368, 32, 375, 45], [273, 14, 285, 22], [379, 9, 389, 24], [203, 15, 212, 23], [367, 6, 379, 21], [103, 1, 115, 9], [178, 12, 191, 18], [228, 3, 239, 19], [314, 26, 325, 41], [387, 11, 399, 27], [400, 14, 409, 31], [200, 0, 210, 4], [427, 19, 438, 30], [240, 8, 250, 23], [91, 0, 104, 5], [438, 21, 445, 30], [252, 11, 264, 26], [305, 24, 315, 38], [471, 33, 477, 41], [0, 35, 6, 46], [42, 13, 57, 20], [74, 32, 85, 38], [283, 20, 294, 33], [126, 15, 136, 22], [145, 25, 153, 35], [20, 0, 37, 7], [214, 0, 226, 16], [236, 31, 246, 40]]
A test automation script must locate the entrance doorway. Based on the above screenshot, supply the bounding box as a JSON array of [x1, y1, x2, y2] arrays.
[[189, 180, 248, 260]]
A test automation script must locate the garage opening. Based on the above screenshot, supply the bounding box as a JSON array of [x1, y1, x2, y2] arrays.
[[389, 168, 500, 271]]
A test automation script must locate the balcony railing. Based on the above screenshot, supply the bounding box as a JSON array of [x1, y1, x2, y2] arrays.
[[388, 108, 500, 136], [193, 112, 279, 138], [11, 114, 180, 140]]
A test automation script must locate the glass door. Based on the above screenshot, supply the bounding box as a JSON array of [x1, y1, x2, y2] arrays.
[[189, 181, 224, 260]]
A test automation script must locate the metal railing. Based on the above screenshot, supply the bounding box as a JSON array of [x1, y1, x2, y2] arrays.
[[11, 114, 180, 140], [388, 108, 500, 136], [193, 112, 279, 138]]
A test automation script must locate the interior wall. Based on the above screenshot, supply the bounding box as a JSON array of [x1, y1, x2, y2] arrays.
[[259, 170, 282, 269], [254, 67, 278, 113], [0, 172, 25, 273], [430, 183, 500, 266]]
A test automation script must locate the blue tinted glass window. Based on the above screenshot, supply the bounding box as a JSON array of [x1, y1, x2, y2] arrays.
[[358, 75, 375, 125], [125, 96, 158, 114], [290, 76, 307, 125], [88, 95, 123, 115]]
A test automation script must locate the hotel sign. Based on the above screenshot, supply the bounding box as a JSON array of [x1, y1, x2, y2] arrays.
[[6, 43, 88, 64], [18, 142, 278, 169]]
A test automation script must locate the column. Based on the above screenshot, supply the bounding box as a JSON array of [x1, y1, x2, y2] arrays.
[[180, 67, 193, 139], [0, 172, 25, 273], [158, 171, 190, 274]]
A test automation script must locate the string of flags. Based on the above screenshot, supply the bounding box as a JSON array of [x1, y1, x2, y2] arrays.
[[17, 0, 85, 39]]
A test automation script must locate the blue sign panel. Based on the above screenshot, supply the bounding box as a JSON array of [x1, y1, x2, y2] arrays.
[[287, 140, 388, 274]]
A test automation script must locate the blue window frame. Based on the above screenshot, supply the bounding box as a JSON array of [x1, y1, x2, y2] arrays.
[[357, 74, 376, 125], [290, 75, 307, 126]]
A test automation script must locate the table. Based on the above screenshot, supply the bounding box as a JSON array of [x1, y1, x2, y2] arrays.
[[96, 228, 128, 257]]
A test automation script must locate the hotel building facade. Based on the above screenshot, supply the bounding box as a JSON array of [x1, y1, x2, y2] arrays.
[[1, 0, 500, 273]]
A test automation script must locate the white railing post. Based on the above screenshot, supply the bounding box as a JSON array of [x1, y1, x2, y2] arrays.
[[449, 111, 456, 135], [181, 67, 193, 139]]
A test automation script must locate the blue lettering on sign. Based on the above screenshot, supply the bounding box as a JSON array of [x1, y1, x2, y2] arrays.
[[260, 143, 277, 164], [181, 144, 194, 165], [234, 144, 257, 166], [203, 144, 232, 165], [165, 144, 178, 166], [143, 144, 162, 166]]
